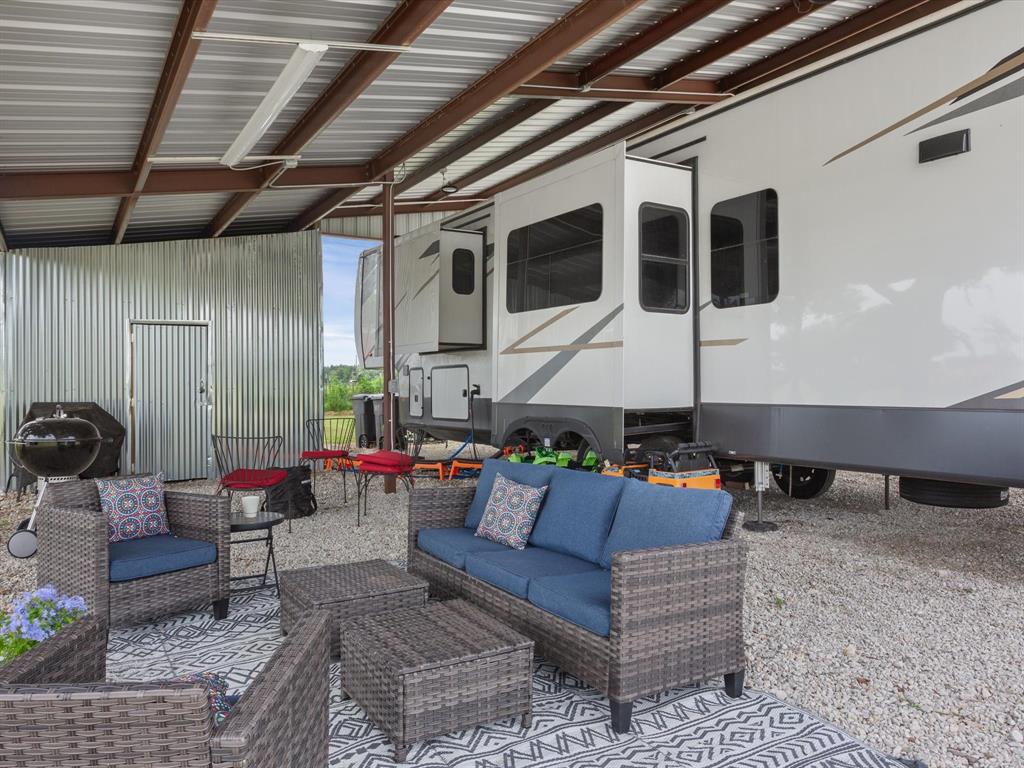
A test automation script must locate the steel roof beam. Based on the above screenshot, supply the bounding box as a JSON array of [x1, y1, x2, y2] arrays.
[[513, 84, 728, 104], [205, 0, 452, 238], [111, 0, 217, 244], [291, 0, 646, 231], [478, 103, 690, 198], [425, 102, 627, 200], [366, 99, 553, 205], [577, 0, 734, 88], [718, 0, 962, 93], [0, 165, 369, 200], [653, 1, 829, 91], [327, 199, 479, 218]]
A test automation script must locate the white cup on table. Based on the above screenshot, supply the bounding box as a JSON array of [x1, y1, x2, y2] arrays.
[[241, 495, 261, 518]]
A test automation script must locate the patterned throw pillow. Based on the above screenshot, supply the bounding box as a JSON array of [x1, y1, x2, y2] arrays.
[[96, 474, 170, 543], [169, 671, 235, 726], [474, 473, 547, 549]]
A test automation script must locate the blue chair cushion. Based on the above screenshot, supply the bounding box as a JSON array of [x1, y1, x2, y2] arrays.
[[600, 480, 733, 568], [465, 547, 600, 599], [464, 459, 555, 529], [528, 468, 623, 564], [417, 527, 510, 569], [527, 570, 612, 637], [108, 534, 217, 583]]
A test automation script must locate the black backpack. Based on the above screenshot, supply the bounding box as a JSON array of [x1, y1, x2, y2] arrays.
[[265, 465, 317, 521]]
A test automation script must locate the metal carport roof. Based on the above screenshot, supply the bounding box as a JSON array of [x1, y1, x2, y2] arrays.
[[0, 0, 961, 249]]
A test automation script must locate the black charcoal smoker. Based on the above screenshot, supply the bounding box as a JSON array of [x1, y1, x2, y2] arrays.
[[6, 405, 102, 558]]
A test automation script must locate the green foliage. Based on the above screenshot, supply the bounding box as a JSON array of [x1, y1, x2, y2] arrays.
[[323, 365, 383, 413], [0, 585, 86, 664]]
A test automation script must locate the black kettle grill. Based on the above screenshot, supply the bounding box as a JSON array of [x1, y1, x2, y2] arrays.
[[7, 404, 101, 558]]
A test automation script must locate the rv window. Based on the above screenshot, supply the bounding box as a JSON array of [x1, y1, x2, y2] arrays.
[[639, 203, 689, 313], [452, 248, 475, 295], [710, 189, 779, 308], [506, 203, 603, 313]]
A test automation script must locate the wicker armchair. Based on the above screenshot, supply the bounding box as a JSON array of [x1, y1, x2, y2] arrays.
[[407, 485, 747, 733], [0, 610, 330, 768], [38, 480, 230, 627]]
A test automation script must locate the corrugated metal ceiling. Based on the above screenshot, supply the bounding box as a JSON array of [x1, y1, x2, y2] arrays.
[[0, 0, 910, 247]]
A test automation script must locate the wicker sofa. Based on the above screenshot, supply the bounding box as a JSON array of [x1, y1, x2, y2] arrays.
[[38, 479, 231, 627], [0, 610, 330, 768], [407, 459, 747, 733]]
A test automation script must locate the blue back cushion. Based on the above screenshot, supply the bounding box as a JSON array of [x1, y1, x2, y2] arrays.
[[600, 481, 733, 568], [528, 468, 623, 564], [464, 459, 555, 529]]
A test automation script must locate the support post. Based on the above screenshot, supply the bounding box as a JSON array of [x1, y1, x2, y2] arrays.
[[381, 177, 397, 493], [743, 460, 778, 532], [884, 474, 890, 510]]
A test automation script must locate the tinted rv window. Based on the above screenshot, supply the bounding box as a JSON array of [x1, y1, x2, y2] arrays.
[[452, 248, 475, 295], [639, 203, 688, 313], [506, 203, 602, 313], [710, 189, 779, 308]]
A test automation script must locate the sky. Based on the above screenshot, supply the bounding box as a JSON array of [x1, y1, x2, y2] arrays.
[[322, 234, 380, 366]]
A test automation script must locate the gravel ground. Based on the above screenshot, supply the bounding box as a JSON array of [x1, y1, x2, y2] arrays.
[[1, 460, 1021, 768]]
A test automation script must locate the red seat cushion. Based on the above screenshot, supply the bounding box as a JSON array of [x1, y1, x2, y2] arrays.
[[357, 464, 412, 476], [301, 449, 349, 460], [222, 468, 288, 489], [357, 450, 414, 470]]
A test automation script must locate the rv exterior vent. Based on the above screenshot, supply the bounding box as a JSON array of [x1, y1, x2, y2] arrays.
[[918, 129, 970, 163]]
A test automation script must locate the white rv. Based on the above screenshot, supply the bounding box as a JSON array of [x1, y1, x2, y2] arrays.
[[356, 0, 1023, 503]]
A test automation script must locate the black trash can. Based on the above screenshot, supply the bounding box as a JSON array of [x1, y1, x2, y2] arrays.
[[370, 395, 385, 448], [352, 394, 377, 448]]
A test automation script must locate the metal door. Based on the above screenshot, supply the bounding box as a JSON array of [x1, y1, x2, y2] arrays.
[[131, 322, 210, 480], [410, 368, 424, 418]]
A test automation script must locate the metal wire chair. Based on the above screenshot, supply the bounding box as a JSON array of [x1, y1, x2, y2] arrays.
[[212, 434, 286, 495], [302, 417, 356, 502]]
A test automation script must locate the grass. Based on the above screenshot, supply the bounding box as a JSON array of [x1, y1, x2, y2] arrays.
[[323, 411, 355, 447]]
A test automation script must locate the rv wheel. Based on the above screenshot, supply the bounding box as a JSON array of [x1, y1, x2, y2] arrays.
[[772, 465, 835, 499]]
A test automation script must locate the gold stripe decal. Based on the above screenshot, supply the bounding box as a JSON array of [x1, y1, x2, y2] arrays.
[[700, 338, 746, 347], [995, 386, 1024, 400], [826, 50, 1024, 165], [500, 307, 576, 354], [503, 340, 623, 355]]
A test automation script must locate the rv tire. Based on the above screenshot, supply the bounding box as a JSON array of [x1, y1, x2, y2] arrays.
[[772, 465, 835, 499]]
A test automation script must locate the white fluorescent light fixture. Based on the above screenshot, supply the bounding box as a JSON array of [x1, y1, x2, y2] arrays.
[[193, 31, 412, 55], [220, 42, 327, 167]]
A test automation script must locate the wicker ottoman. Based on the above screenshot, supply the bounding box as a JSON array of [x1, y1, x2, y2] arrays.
[[340, 600, 534, 762], [279, 559, 427, 656]]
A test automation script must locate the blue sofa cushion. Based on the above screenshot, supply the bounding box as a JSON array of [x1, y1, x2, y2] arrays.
[[465, 459, 555, 529], [465, 547, 600, 599], [108, 534, 217, 583], [600, 480, 733, 568], [417, 527, 510, 569], [528, 468, 623, 564], [527, 571, 612, 637]]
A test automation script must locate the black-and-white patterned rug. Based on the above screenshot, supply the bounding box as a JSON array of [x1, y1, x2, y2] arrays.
[[107, 589, 910, 768]]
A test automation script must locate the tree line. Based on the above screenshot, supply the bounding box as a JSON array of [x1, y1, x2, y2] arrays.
[[323, 364, 383, 412]]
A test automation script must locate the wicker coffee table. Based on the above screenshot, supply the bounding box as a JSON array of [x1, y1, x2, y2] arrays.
[[340, 599, 534, 763], [279, 559, 427, 656]]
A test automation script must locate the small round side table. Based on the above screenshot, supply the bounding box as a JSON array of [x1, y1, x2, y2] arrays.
[[229, 511, 285, 595]]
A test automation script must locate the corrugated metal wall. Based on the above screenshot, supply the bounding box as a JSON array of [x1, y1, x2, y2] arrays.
[[320, 210, 450, 240], [1, 231, 323, 484]]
